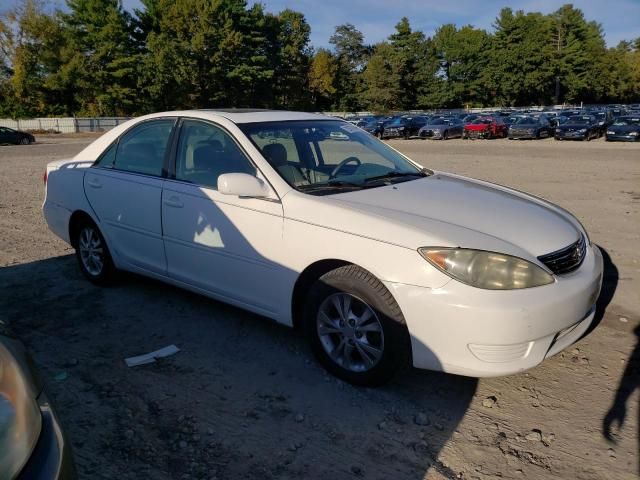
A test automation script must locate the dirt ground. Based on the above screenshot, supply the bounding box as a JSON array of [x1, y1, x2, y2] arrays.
[[0, 134, 638, 480]]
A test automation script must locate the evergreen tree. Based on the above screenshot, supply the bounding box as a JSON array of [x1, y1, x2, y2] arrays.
[[63, 0, 138, 115]]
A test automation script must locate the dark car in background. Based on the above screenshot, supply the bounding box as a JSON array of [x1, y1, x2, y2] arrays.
[[362, 117, 394, 138], [462, 116, 507, 139], [417, 116, 463, 139], [605, 116, 640, 141], [381, 116, 428, 139], [591, 110, 613, 136], [0, 126, 35, 145], [0, 323, 76, 479], [508, 115, 553, 139], [554, 115, 600, 141]]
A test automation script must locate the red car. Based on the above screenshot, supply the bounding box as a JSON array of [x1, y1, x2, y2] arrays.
[[463, 116, 507, 139]]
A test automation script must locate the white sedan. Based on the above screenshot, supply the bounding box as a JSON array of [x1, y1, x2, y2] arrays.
[[43, 110, 603, 385]]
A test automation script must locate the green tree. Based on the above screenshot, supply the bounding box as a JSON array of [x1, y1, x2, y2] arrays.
[[329, 23, 367, 110], [61, 0, 138, 115], [270, 9, 312, 109], [361, 42, 402, 112], [553, 4, 609, 103], [487, 8, 556, 106], [308, 48, 337, 110]]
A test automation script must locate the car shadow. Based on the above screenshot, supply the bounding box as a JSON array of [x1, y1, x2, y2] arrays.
[[584, 246, 619, 336], [0, 252, 476, 479]]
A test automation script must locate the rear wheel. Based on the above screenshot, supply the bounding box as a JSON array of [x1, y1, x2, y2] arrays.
[[442, 130, 448, 140], [74, 220, 116, 285], [304, 265, 409, 386], [20, 137, 30, 145]]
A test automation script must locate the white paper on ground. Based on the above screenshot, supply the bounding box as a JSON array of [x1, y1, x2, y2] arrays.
[[125, 344, 180, 367]]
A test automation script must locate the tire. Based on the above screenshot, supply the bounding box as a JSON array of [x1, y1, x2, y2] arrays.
[[20, 137, 29, 145], [303, 265, 409, 386], [442, 130, 448, 140], [74, 219, 116, 285]]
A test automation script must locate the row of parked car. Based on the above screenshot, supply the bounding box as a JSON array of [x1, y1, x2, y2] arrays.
[[345, 105, 640, 142]]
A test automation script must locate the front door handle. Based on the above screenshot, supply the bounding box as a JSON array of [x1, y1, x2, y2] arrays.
[[87, 178, 102, 188], [163, 196, 183, 208]]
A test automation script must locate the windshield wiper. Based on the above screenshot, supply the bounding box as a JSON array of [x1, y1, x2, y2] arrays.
[[363, 170, 429, 184], [297, 180, 364, 192]]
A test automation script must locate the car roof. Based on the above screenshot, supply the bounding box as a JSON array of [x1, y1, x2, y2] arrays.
[[138, 109, 335, 124]]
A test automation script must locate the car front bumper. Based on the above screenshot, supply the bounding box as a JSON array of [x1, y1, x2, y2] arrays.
[[385, 244, 604, 377], [509, 130, 537, 139], [555, 131, 587, 140], [17, 392, 76, 480], [605, 133, 639, 141]]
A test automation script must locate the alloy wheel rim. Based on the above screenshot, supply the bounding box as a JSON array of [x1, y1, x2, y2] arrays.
[[316, 293, 384, 372], [79, 227, 104, 276]]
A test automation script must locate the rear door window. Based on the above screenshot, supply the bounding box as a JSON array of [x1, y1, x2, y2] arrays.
[[113, 120, 175, 176]]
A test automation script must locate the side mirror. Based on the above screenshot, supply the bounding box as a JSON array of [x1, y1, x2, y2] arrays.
[[217, 173, 270, 198]]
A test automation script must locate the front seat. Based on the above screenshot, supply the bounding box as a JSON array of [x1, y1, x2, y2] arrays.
[[261, 143, 308, 186]]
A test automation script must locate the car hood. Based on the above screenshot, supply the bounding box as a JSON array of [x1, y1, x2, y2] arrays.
[[284, 173, 581, 260], [557, 123, 591, 129]]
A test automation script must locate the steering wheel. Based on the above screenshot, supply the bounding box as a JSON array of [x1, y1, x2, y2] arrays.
[[329, 156, 361, 179]]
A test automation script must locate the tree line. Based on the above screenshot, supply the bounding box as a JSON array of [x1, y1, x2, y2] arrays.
[[0, 0, 638, 118]]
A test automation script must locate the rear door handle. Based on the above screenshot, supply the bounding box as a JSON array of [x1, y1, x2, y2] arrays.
[[87, 178, 102, 188], [163, 196, 183, 208]]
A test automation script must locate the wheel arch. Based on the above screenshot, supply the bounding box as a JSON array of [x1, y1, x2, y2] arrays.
[[68, 210, 98, 249], [291, 259, 351, 330]]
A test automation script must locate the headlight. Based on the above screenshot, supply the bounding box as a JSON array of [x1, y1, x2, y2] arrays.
[[630, 131, 638, 136], [606, 131, 615, 135], [418, 248, 554, 290], [578, 128, 587, 133], [0, 340, 41, 479]]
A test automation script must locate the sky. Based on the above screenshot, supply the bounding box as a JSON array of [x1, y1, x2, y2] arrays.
[[3, 0, 639, 48]]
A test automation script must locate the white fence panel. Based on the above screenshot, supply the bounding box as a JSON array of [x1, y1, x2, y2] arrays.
[[0, 117, 131, 133]]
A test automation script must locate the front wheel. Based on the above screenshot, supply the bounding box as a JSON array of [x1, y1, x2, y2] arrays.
[[20, 137, 30, 145], [304, 265, 409, 386], [75, 220, 116, 285]]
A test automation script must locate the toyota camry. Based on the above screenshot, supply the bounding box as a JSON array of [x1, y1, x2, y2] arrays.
[[43, 110, 603, 385]]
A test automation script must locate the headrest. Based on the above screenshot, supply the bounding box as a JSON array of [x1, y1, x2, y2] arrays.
[[262, 143, 288, 166]]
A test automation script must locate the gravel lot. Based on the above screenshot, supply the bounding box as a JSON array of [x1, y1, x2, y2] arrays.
[[0, 134, 638, 480]]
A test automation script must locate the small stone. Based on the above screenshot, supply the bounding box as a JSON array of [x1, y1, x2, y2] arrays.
[[294, 413, 305, 423], [414, 413, 429, 426], [350, 466, 363, 476], [619, 316, 628, 323], [482, 396, 497, 408], [571, 348, 580, 355], [525, 430, 542, 442], [608, 448, 616, 458]]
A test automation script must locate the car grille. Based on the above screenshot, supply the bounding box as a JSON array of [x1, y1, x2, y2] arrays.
[[466, 130, 482, 138], [538, 235, 586, 275], [420, 130, 434, 137], [510, 128, 530, 135]]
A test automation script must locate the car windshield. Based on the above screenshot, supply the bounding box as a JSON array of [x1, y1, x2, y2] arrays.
[[567, 116, 591, 125], [388, 118, 406, 126], [240, 120, 428, 195], [613, 117, 640, 126], [514, 116, 537, 124], [428, 117, 452, 125], [472, 118, 493, 125]]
